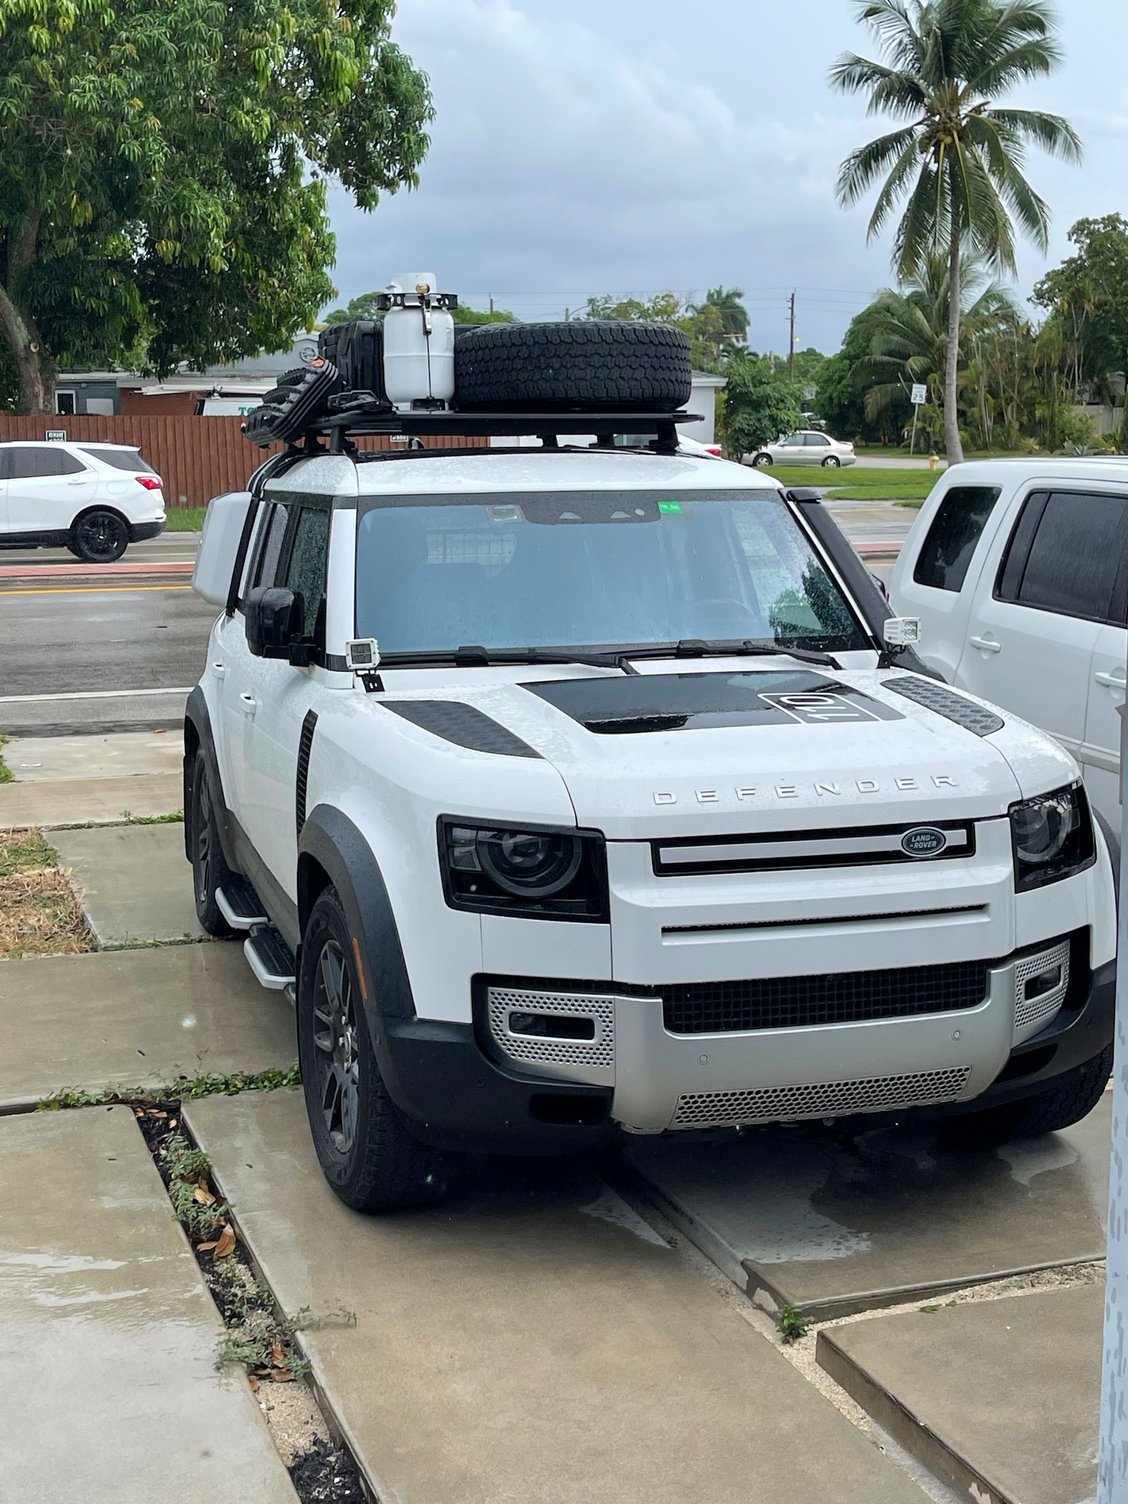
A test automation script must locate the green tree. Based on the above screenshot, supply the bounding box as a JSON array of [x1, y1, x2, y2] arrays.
[[581, 290, 737, 372], [692, 286, 749, 341], [583, 292, 686, 325], [831, 0, 1081, 463], [1032, 214, 1128, 425], [0, 0, 432, 412], [718, 352, 804, 461]]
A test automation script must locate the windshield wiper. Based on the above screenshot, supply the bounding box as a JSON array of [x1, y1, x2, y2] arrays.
[[378, 640, 841, 672]]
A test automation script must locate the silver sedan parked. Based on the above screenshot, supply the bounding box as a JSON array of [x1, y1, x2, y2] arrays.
[[745, 431, 857, 468]]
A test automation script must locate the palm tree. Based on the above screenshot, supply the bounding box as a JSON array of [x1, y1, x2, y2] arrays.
[[694, 286, 749, 342], [865, 253, 1018, 446], [831, 0, 1081, 462]]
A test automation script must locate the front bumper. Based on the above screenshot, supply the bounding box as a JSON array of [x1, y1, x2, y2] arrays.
[[378, 934, 1113, 1152]]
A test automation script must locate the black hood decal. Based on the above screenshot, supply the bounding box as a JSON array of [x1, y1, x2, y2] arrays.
[[525, 671, 905, 735]]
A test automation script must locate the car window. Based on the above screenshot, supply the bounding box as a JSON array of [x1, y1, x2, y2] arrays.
[[252, 502, 289, 588], [804, 433, 830, 447], [79, 447, 156, 474], [3, 446, 87, 479], [912, 485, 1002, 592], [998, 490, 1128, 623], [281, 507, 331, 641]]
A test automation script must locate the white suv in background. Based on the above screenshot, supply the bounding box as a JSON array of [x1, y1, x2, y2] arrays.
[[0, 440, 167, 561], [892, 459, 1128, 838]]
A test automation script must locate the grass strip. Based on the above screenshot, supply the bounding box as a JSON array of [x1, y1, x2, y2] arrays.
[[756, 464, 940, 502], [36, 1065, 301, 1111]]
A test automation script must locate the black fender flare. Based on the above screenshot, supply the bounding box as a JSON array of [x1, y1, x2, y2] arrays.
[[183, 687, 239, 871], [1094, 807, 1121, 911], [297, 804, 416, 1023]]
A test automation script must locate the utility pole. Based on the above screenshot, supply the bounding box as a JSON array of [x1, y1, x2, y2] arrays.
[[1098, 693, 1128, 1500], [489, 294, 495, 314], [788, 292, 797, 381]]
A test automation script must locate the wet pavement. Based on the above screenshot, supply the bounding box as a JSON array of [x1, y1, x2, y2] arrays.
[[186, 1089, 929, 1504], [0, 1108, 297, 1502], [0, 944, 295, 1109], [818, 1285, 1103, 1504], [53, 822, 205, 947], [0, 730, 183, 826], [625, 1101, 1110, 1318]]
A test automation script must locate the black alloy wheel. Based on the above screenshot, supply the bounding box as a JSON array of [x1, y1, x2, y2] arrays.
[[72, 510, 128, 562]]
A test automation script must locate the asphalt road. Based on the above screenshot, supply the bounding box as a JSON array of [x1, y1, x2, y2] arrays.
[[0, 532, 200, 571]]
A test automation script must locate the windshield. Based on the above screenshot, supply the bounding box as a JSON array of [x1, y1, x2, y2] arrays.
[[354, 490, 869, 656]]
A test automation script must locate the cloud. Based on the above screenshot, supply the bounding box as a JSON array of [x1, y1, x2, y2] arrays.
[[326, 0, 881, 348]]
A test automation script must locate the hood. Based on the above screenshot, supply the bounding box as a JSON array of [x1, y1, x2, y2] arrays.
[[380, 663, 1076, 840]]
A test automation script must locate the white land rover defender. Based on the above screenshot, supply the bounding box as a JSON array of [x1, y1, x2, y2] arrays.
[[186, 294, 1117, 1212]]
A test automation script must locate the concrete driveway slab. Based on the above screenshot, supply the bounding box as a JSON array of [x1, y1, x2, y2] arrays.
[[186, 1089, 928, 1504], [2, 730, 184, 781], [52, 822, 203, 946], [0, 773, 182, 829], [625, 1100, 1110, 1318], [0, 1107, 296, 1503], [0, 944, 294, 1109], [817, 1285, 1102, 1504]]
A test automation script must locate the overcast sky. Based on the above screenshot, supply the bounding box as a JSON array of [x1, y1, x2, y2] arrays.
[[325, 0, 1127, 354]]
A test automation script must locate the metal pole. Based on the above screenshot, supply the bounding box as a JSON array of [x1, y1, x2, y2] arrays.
[[1098, 693, 1128, 1500], [910, 403, 920, 456]]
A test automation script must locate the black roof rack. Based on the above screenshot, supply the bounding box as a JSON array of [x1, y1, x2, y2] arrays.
[[259, 406, 703, 456]]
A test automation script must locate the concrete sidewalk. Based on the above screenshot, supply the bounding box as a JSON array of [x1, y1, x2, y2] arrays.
[[53, 822, 205, 946], [187, 1089, 929, 1504], [0, 1108, 297, 1503], [0, 730, 183, 827]]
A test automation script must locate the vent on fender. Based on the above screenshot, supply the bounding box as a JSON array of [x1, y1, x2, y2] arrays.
[[296, 710, 318, 838]]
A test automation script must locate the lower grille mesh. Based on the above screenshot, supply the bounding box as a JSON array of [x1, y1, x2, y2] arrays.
[[673, 1068, 972, 1127], [662, 961, 988, 1034]]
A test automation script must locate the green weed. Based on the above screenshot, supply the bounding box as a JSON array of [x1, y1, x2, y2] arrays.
[[774, 1304, 809, 1344], [36, 1065, 300, 1112]]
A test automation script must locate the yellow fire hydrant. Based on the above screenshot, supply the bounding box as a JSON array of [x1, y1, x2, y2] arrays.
[[928, 452, 939, 471]]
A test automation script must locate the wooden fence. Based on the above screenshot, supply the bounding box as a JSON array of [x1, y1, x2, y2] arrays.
[[0, 414, 488, 508]]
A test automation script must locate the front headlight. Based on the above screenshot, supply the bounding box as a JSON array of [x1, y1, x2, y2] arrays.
[[439, 819, 608, 921], [1009, 784, 1095, 891]]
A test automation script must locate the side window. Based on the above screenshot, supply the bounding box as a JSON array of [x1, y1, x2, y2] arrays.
[[913, 485, 1002, 592], [998, 490, 1127, 623], [804, 433, 829, 447], [281, 507, 331, 642], [4, 446, 85, 479], [252, 502, 289, 588]]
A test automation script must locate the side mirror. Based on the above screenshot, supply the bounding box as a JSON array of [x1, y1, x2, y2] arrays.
[[870, 570, 889, 601], [245, 586, 300, 658]]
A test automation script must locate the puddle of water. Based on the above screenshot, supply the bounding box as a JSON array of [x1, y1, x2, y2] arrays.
[[995, 1137, 1078, 1187]]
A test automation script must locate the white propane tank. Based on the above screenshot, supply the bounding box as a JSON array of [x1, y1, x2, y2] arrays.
[[381, 272, 456, 409]]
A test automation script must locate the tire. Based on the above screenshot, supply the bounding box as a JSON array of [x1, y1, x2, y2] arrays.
[[821, 455, 841, 468], [949, 1045, 1113, 1143], [71, 509, 128, 563], [454, 321, 693, 412], [189, 750, 234, 937], [752, 453, 774, 468], [297, 887, 457, 1212]]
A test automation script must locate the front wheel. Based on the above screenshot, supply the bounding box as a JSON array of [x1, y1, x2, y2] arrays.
[[821, 455, 841, 468], [950, 1045, 1113, 1143], [298, 887, 457, 1212], [190, 750, 234, 937], [71, 510, 128, 562]]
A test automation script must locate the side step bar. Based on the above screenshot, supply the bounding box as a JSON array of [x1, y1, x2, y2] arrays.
[[217, 878, 268, 932], [244, 924, 296, 993]]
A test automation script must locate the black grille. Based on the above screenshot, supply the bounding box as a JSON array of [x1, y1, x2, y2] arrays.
[[662, 961, 989, 1034]]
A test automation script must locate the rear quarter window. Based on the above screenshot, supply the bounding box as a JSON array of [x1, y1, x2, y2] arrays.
[[79, 447, 156, 474], [913, 485, 1002, 592]]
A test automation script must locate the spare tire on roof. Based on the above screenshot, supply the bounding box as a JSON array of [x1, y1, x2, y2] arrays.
[[454, 321, 693, 412]]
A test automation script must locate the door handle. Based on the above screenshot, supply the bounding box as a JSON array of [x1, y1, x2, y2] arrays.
[[1095, 671, 1127, 690], [968, 636, 1002, 655], [211, 662, 226, 680], [67, 478, 89, 486], [240, 693, 257, 719]]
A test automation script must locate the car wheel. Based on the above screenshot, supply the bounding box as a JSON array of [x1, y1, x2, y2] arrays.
[[821, 455, 841, 468], [298, 887, 457, 1212], [752, 453, 773, 468], [190, 750, 234, 937], [946, 1044, 1113, 1144], [71, 510, 129, 563]]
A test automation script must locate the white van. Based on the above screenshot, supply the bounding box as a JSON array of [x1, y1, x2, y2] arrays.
[[892, 458, 1128, 835]]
